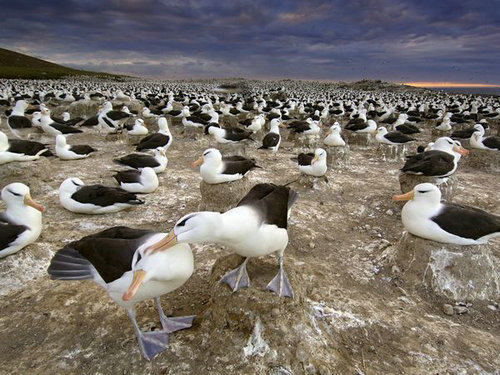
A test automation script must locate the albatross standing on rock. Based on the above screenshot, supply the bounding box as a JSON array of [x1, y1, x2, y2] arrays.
[[144, 183, 298, 297]]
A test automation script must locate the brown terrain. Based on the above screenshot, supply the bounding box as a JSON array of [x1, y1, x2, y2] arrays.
[[0, 87, 498, 375]]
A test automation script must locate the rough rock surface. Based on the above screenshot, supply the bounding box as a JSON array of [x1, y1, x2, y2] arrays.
[[384, 232, 499, 301]]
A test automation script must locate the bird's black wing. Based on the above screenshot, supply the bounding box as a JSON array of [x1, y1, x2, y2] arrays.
[[7, 140, 48, 156], [237, 184, 297, 229], [260, 133, 280, 148], [297, 153, 314, 166], [72, 185, 143, 206], [136, 134, 169, 150], [483, 136, 500, 150], [107, 111, 130, 121], [221, 158, 257, 175], [432, 203, 500, 240], [8, 116, 31, 129], [69, 145, 96, 155], [402, 151, 454, 176], [50, 122, 83, 134], [114, 154, 159, 169], [48, 227, 155, 283], [0, 220, 28, 251], [114, 170, 142, 184], [81, 115, 99, 127], [384, 131, 414, 143]]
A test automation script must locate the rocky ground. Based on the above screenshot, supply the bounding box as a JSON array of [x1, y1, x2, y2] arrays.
[[0, 94, 499, 375]]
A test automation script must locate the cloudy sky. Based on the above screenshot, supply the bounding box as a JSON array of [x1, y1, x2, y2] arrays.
[[1, 0, 499, 84]]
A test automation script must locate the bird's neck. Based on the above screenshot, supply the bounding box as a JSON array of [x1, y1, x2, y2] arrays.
[[6, 205, 42, 229]]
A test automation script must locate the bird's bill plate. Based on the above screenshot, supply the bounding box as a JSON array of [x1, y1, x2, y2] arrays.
[[392, 190, 414, 201], [24, 195, 44, 212], [122, 270, 147, 301]]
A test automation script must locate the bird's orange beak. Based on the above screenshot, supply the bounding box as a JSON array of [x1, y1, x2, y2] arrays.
[[24, 195, 44, 212], [392, 190, 414, 201], [191, 157, 203, 168], [122, 270, 147, 301], [453, 145, 469, 156], [145, 231, 177, 254]]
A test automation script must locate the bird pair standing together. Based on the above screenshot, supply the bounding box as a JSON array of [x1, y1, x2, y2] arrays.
[[48, 182, 297, 360]]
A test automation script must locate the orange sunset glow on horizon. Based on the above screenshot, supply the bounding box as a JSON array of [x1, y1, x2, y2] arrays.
[[403, 82, 500, 88]]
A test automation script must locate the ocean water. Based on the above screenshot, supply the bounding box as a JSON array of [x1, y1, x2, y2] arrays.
[[429, 87, 500, 96]]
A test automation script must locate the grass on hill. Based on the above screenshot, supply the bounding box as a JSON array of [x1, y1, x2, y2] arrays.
[[0, 48, 127, 80]]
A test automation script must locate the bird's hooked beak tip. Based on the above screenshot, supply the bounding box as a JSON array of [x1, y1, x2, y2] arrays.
[[122, 270, 147, 301], [392, 190, 414, 201], [191, 157, 203, 168], [24, 195, 44, 212], [453, 146, 469, 156], [145, 231, 177, 254]]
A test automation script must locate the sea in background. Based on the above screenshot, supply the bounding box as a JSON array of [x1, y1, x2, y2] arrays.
[[429, 87, 500, 96]]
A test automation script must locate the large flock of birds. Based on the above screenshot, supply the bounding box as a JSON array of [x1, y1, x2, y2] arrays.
[[1, 78, 499, 360]]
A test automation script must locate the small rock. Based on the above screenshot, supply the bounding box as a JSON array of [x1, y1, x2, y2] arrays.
[[487, 305, 497, 311], [304, 363, 316, 375], [271, 308, 280, 318], [391, 265, 401, 274], [385, 209, 394, 216], [442, 304, 454, 316], [308, 242, 316, 249], [454, 306, 469, 315]]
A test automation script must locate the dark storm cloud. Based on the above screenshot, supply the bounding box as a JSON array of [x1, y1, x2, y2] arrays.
[[1, 0, 499, 82]]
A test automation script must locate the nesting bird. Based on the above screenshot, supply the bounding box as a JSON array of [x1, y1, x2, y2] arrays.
[[0, 183, 44, 258], [470, 124, 500, 150], [0, 130, 51, 164], [59, 178, 144, 214], [258, 118, 282, 153], [402, 137, 468, 178], [191, 148, 259, 184], [136, 117, 172, 151], [393, 183, 500, 245], [55, 135, 96, 160], [113, 167, 159, 194], [296, 148, 328, 177], [323, 122, 345, 147], [114, 148, 168, 173]]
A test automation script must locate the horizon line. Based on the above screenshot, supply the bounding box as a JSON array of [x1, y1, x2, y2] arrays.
[[403, 82, 500, 88]]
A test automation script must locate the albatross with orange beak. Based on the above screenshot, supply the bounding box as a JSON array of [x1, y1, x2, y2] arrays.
[[296, 148, 328, 177], [144, 183, 297, 298], [401, 137, 468, 178], [47, 227, 195, 360], [393, 183, 500, 245], [0, 183, 44, 258]]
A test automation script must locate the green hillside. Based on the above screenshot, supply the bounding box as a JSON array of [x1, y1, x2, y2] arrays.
[[0, 48, 126, 80]]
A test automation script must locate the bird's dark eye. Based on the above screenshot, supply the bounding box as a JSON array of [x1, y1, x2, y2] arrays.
[[72, 180, 82, 186], [8, 189, 21, 197], [203, 151, 211, 156], [418, 190, 430, 194], [177, 214, 195, 227]]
